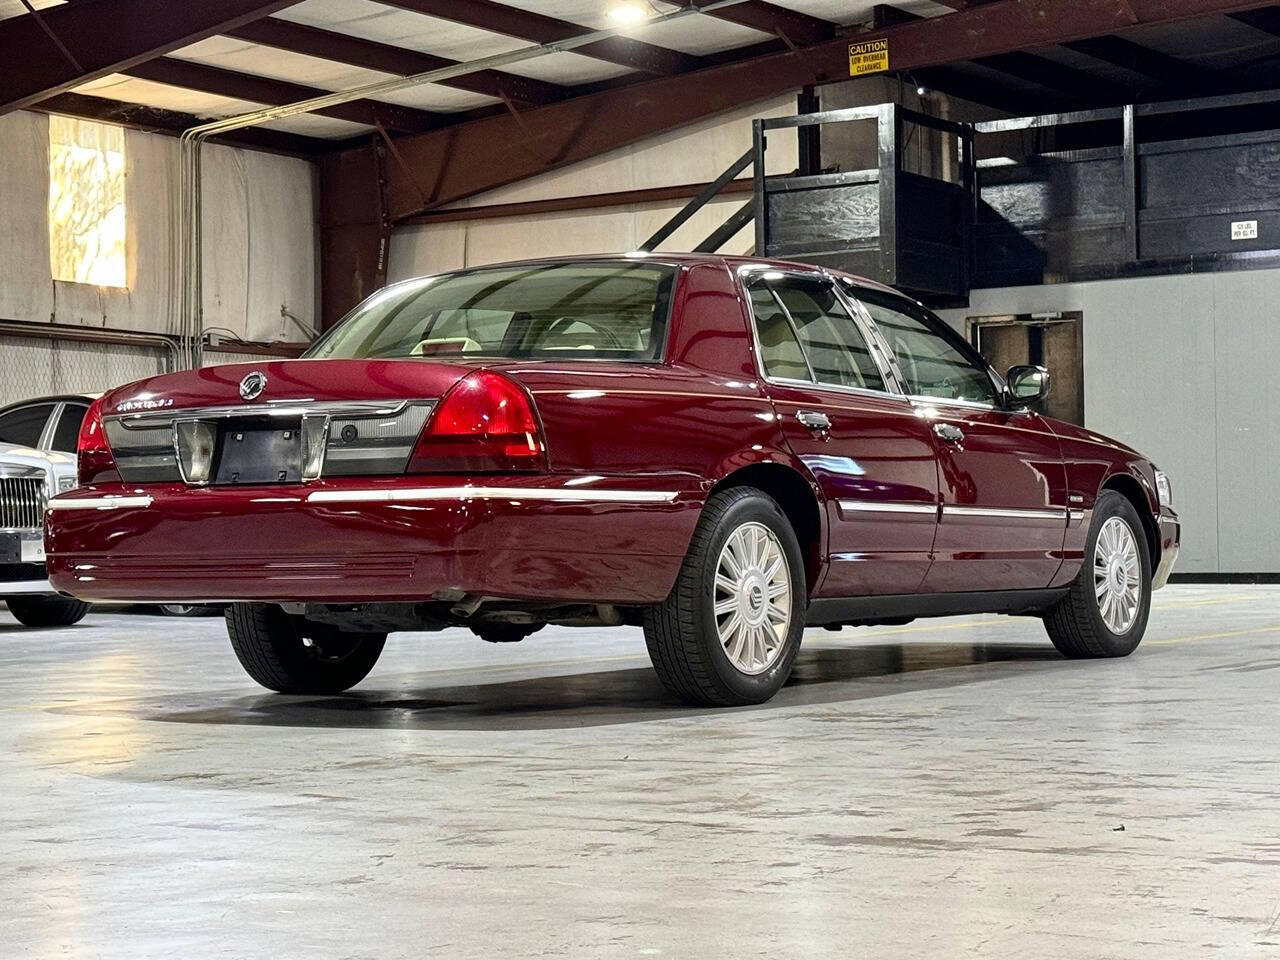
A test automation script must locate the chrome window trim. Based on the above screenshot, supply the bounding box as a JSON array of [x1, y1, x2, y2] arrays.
[[734, 265, 903, 399]]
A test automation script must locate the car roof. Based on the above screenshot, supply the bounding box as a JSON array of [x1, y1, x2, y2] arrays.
[[395, 252, 903, 299], [0, 393, 99, 414]]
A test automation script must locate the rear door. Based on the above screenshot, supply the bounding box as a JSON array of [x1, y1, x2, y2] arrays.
[[852, 285, 1067, 592], [743, 269, 939, 597]]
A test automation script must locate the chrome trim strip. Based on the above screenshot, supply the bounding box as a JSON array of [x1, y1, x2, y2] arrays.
[[0, 578, 55, 596], [306, 487, 679, 504], [839, 500, 937, 516], [47, 496, 154, 511], [110, 399, 426, 429], [944, 505, 1067, 521]]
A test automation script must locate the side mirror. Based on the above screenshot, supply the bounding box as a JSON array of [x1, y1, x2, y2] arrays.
[[1005, 364, 1050, 409]]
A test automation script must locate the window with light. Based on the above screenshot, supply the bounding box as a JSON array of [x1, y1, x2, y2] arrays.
[[48, 116, 127, 288]]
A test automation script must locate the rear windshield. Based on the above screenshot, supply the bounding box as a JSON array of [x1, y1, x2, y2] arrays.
[[306, 261, 678, 361]]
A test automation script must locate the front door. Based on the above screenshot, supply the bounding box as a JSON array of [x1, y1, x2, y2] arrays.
[[852, 285, 1067, 592], [744, 270, 939, 597]]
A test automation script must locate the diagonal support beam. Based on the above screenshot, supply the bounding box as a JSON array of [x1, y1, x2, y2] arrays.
[[122, 56, 443, 133], [376, 0, 701, 76], [974, 50, 1133, 106], [225, 18, 566, 105], [0, 0, 305, 115]]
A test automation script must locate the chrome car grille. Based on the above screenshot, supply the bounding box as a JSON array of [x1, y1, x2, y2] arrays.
[[0, 477, 47, 531]]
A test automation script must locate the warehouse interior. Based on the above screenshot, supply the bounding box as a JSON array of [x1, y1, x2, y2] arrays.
[[3, 1, 1280, 957]]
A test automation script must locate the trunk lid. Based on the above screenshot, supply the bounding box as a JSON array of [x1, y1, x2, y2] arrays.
[[101, 358, 476, 415]]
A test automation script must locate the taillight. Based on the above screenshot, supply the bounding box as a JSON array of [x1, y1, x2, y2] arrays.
[[407, 370, 546, 474], [77, 396, 121, 485]]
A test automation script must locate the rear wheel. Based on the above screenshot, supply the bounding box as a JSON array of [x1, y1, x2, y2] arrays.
[[5, 595, 89, 628], [1043, 491, 1152, 658], [225, 603, 386, 694], [643, 486, 806, 706], [159, 603, 221, 617]]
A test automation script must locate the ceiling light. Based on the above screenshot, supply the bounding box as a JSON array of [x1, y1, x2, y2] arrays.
[[607, 3, 647, 24]]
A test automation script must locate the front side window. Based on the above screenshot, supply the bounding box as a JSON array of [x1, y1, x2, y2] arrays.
[[746, 275, 886, 392], [0, 403, 55, 448], [48, 116, 127, 288], [856, 288, 997, 405], [307, 261, 677, 361]]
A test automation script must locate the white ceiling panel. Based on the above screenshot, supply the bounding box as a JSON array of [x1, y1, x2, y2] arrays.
[[276, 0, 525, 61], [633, 15, 770, 56], [257, 112, 372, 138], [771, 0, 950, 25], [0, 0, 62, 23], [71, 75, 371, 139], [501, 50, 633, 84], [373, 84, 499, 113], [169, 35, 397, 91], [73, 74, 263, 118]]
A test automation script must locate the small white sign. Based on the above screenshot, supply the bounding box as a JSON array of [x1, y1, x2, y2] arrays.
[[20, 539, 45, 563], [1231, 220, 1259, 241]]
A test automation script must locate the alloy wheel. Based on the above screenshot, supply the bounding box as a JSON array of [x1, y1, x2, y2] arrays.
[[1094, 516, 1142, 634], [713, 521, 792, 675]]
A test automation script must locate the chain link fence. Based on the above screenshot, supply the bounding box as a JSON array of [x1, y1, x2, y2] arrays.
[[0, 330, 173, 406]]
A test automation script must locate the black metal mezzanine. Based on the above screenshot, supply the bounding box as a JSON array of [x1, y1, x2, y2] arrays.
[[642, 88, 1280, 305]]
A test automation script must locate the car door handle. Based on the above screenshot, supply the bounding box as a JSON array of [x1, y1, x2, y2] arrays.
[[933, 423, 964, 443], [797, 410, 831, 431]]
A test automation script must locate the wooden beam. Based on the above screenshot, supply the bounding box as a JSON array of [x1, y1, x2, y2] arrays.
[[225, 18, 565, 105], [29, 92, 330, 156], [377, 0, 700, 76], [122, 57, 441, 133], [0, 0, 305, 115]]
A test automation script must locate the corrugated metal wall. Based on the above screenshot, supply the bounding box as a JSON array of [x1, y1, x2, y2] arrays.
[[940, 267, 1280, 575]]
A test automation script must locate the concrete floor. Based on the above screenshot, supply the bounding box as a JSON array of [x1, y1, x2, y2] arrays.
[[2, 585, 1279, 959]]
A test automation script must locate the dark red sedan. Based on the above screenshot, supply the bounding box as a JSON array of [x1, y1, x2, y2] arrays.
[[46, 255, 1179, 705]]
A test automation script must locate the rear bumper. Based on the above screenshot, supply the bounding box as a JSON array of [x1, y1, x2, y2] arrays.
[[46, 476, 703, 605], [1153, 510, 1180, 590]]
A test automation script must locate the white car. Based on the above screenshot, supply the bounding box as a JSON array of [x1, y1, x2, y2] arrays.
[[0, 396, 89, 626]]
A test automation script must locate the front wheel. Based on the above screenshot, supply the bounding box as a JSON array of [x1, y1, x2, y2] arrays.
[[5, 594, 89, 628], [643, 486, 806, 706], [225, 603, 386, 694], [1043, 491, 1152, 658]]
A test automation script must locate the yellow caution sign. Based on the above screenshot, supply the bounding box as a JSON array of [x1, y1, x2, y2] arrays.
[[848, 38, 889, 77]]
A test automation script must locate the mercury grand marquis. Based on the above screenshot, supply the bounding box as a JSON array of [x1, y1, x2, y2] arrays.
[[45, 255, 1180, 705]]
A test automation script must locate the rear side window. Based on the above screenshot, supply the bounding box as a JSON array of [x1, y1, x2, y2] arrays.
[[51, 402, 89, 453], [0, 403, 55, 448], [856, 288, 997, 405], [746, 275, 886, 392], [308, 261, 678, 361]]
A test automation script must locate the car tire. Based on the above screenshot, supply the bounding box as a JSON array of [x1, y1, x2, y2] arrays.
[[472, 624, 543, 644], [225, 603, 386, 694], [643, 486, 806, 706], [5, 595, 90, 628], [1044, 490, 1152, 659]]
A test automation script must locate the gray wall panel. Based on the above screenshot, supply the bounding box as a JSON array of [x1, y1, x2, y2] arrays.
[[940, 267, 1280, 574]]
